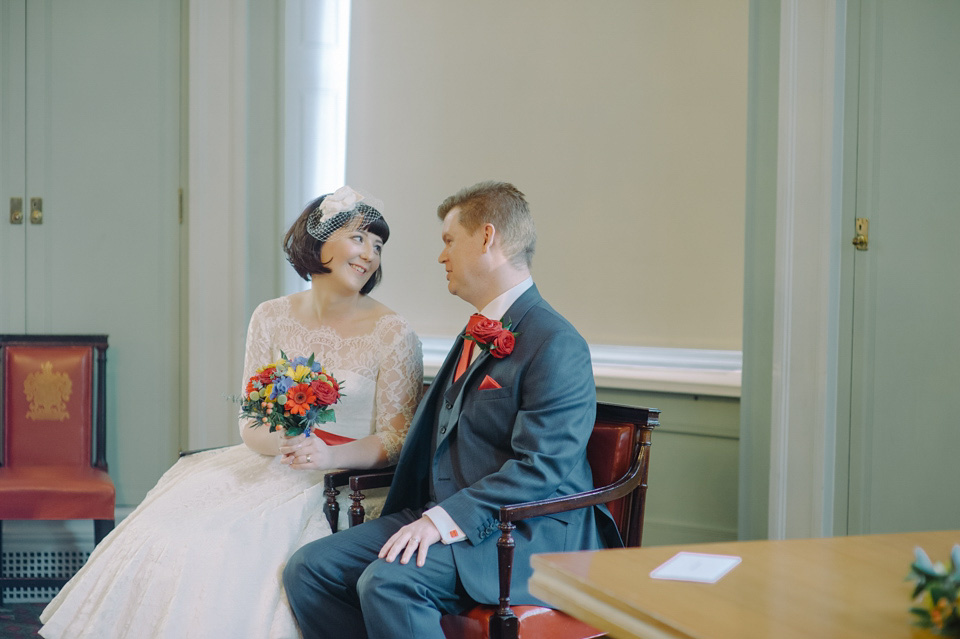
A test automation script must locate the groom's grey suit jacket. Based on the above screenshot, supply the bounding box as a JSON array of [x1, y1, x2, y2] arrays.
[[382, 284, 622, 605]]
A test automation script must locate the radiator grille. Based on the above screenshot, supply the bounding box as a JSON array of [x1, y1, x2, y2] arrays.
[[1, 550, 89, 602]]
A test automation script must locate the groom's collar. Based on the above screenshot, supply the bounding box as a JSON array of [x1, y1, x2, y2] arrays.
[[477, 277, 533, 322]]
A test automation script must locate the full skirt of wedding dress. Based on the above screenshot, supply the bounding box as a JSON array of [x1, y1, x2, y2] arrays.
[[38, 444, 385, 639], [39, 301, 419, 638]]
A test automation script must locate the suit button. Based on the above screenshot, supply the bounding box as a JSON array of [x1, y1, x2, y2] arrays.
[[440, 426, 447, 434], [445, 401, 452, 409]]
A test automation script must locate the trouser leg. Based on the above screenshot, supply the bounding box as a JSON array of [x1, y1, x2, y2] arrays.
[[283, 510, 416, 639], [357, 540, 472, 639]]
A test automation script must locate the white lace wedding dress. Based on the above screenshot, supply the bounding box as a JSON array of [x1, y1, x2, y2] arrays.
[[39, 296, 423, 639]]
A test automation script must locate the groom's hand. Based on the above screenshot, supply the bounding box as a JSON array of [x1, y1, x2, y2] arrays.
[[380, 517, 442, 567]]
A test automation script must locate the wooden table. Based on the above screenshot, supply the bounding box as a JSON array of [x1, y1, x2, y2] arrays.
[[530, 530, 959, 639]]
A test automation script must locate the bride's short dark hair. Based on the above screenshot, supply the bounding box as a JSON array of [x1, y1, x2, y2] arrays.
[[284, 194, 390, 295]]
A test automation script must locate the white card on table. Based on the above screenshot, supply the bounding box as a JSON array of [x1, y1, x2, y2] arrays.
[[649, 552, 741, 584]]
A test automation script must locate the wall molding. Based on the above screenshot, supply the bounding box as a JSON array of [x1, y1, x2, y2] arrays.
[[3, 508, 136, 552], [422, 337, 741, 397], [643, 518, 738, 547]]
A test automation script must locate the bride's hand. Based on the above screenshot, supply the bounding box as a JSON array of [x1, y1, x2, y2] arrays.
[[278, 432, 333, 470]]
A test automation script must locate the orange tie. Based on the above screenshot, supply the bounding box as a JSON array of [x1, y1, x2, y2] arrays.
[[454, 314, 484, 381]]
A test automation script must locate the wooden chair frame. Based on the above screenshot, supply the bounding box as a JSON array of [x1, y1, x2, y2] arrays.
[[332, 401, 659, 639]]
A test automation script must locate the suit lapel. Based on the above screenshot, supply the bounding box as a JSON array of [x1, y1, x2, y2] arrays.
[[441, 284, 543, 421]]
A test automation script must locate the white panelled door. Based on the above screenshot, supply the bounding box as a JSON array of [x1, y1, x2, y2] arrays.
[[0, 0, 180, 504], [844, 0, 960, 533]]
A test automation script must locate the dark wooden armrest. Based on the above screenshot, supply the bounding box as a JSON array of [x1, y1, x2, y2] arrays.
[[323, 468, 357, 489], [348, 468, 396, 492], [178, 445, 230, 458], [499, 447, 648, 523]]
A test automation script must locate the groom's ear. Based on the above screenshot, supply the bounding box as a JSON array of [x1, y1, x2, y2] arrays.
[[480, 223, 497, 254]]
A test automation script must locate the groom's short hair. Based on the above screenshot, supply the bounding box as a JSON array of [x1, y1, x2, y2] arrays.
[[437, 181, 537, 268]]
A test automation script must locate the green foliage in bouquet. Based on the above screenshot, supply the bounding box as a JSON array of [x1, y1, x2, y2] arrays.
[[909, 544, 960, 636]]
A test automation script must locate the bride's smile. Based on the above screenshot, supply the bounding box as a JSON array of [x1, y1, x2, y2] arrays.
[[320, 229, 384, 289]]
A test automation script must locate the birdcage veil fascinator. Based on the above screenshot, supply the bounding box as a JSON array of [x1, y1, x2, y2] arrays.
[[306, 186, 385, 242]]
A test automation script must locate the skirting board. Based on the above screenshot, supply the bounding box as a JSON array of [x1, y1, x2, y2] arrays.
[[642, 519, 738, 547], [3, 507, 136, 552], [422, 337, 742, 397]]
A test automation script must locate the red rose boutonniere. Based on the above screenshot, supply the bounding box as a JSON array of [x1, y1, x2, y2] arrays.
[[466, 317, 519, 359]]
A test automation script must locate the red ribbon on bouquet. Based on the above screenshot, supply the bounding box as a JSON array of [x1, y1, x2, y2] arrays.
[[311, 428, 356, 446]]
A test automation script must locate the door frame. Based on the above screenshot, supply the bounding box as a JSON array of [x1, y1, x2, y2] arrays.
[[741, 0, 856, 540], [185, 0, 285, 451]]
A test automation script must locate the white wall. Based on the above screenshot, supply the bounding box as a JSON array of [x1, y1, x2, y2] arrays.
[[344, 0, 749, 350]]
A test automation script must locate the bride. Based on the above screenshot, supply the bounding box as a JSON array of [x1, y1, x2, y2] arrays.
[[39, 187, 423, 638]]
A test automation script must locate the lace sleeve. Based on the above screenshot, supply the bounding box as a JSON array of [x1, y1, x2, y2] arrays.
[[373, 317, 424, 463], [238, 301, 278, 437]]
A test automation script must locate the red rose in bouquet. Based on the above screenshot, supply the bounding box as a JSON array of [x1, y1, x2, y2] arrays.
[[310, 376, 340, 406]]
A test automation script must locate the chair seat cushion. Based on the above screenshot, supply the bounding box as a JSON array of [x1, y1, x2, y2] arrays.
[[441, 604, 603, 639], [0, 466, 115, 519]]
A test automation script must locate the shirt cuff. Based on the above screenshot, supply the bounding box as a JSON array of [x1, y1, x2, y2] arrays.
[[424, 506, 466, 544]]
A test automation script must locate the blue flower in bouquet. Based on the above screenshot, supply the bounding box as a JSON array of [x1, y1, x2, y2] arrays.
[[291, 355, 325, 373], [272, 375, 296, 398]]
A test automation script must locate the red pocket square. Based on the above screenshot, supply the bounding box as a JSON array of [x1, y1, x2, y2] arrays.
[[478, 375, 502, 390]]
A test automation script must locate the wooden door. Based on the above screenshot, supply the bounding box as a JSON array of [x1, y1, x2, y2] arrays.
[[0, 1, 28, 329], [0, 0, 180, 504], [843, 0, 960, 533]]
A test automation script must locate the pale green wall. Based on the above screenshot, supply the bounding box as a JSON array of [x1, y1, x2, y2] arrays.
[[598, 388, 740, 546]]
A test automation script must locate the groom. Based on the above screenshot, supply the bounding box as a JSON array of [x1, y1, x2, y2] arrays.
[[284, 181, 621, 638]]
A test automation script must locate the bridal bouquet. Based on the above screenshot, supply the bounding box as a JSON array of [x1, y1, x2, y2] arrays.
[[908, 544, 960, 636], [239, 351, 342, 437]]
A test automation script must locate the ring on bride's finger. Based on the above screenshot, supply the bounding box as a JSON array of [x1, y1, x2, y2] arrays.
[[306, 454, 312, 463], [412, 537, 420, 543]]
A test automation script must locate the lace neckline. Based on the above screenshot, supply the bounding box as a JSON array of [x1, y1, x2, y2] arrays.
[[275, 295, 401, 344]]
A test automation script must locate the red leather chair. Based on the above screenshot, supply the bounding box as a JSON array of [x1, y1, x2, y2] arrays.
[[0, 335, 114, 602], [341, 401, 659, 639]]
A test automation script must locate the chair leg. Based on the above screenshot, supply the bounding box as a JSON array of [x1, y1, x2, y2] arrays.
[[324, 486, 341, 533], [489, 613, 519, 639], [0, 520, 5, 606], [94, 519, 114, 545], [349, 490, 366, 527], [490, 521, 520, 639]]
